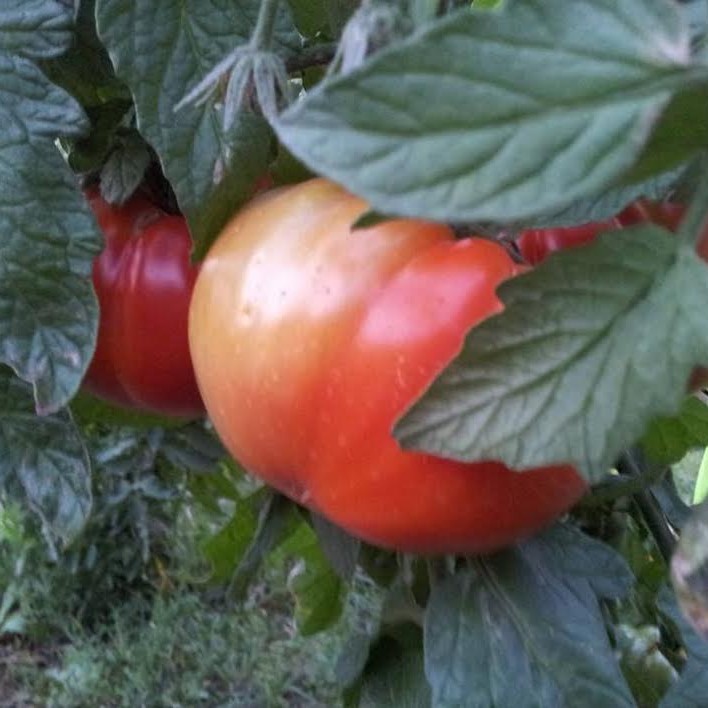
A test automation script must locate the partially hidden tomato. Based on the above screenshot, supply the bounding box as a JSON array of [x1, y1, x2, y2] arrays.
[[83, 188, 204, 418], [517, 200, 708, 265], [189, 179, 587, 554], [517, 217, 625, 265]]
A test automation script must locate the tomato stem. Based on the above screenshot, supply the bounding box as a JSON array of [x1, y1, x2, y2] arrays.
[[618, 451, 677, 564], [251, 0, 281, 52], [580, 464, 667, 508]]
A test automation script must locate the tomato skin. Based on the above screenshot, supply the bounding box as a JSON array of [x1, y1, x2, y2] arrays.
[[517, 218, 623, 265], [84, 189, 204, 418], [189, 179, 587, 554]]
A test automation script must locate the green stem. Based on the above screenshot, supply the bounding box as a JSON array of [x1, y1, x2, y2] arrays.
[[677, 152, 708, 249], [250, 0, 281, 51], [579, 463, 667, 508], [618, 451, 677, 564], [633, 490, 676, 564]]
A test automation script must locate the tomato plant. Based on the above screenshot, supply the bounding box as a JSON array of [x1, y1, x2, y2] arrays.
[[6, 1, 708, 705], [189, 179, 587, 554], [83, 188, 204, 418]]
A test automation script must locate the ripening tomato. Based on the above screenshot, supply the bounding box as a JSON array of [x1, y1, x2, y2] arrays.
[[83, 188, 204, 418], [189, 179, 587, 554]]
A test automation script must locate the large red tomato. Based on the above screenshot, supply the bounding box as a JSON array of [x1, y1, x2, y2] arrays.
[[188, 179, 587, 554], [83, 188, 204, 418]]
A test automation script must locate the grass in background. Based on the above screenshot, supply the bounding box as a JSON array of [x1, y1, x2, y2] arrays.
[[0, 494, 382, 708], [1, 571, 381, 707]]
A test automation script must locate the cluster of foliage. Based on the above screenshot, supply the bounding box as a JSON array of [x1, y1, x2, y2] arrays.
[[2, 0, 708, 705]]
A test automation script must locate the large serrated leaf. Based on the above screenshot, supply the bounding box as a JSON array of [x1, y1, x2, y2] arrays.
[[0, 0, 73, 59], [396, 228, 708, 482], [0, 367, 92, 545], [0, 41, 99, 413], [277, 0, 697, 222], [424, 525, 634, 708], [95, 0, 300, 256]]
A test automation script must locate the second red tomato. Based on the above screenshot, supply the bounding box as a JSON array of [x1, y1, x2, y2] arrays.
[[83, 188, 204, 418]]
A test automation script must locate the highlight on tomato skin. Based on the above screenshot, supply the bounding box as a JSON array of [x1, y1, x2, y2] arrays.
[[188, 178, 589, 555], [83, 187, 205, 419]]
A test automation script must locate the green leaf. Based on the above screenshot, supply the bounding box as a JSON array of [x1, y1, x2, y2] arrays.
[[424, 525, 634, 708], [91, 427, 163, 481], [160, 423, 227, 473], [188, 462, 244, 513], [282, 521, 345, 635], [203, 490, 298, 592], [62, 99, 134, 174], [325, 0, 361, 36], [616, 624, 678, 707], [310, 511, 361, 581], [99, 131, 152, 204], [679, 0, 708, 52], [643, 395, 708, 465], [358, 631, 431, 708], [397, 228, 708, 482], [627, 85, 708, 183], [39, 0, 129, 107], [336, 633, 373, 689], [524, 165, 686, 230], [0, 0, 73, 59], [287, 0, 330, 38], [277, 0, 697, 222], [658, 584, 708, 707], [71, 390, 186, 430], [202, 493, 261, 583], [0, 19, 99, 413], [0, 367, 92, 545], [95, 0, 300, 257], [228, 493, 299, 596]]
